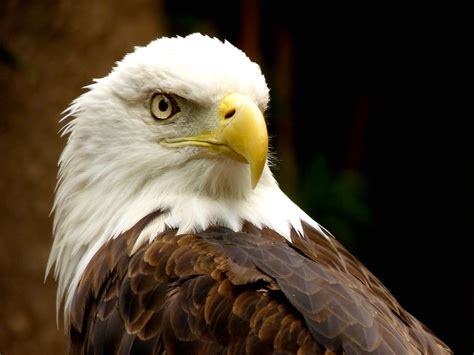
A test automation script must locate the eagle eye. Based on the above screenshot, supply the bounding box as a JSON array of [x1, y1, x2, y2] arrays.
[[151, 93, 179, 120]]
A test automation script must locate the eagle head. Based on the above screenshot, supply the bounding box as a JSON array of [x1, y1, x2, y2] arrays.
[[63, 33, 270, 199]]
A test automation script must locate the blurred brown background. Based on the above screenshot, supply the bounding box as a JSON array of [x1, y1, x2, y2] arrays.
[[0, 1, 164, 353], [0, 1, 472, 354]]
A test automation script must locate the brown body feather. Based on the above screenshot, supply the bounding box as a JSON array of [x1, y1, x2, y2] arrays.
[[69, 213, 451, 354]]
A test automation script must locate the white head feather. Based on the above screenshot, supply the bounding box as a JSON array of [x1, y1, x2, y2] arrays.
[[47, 33, 319, 323]]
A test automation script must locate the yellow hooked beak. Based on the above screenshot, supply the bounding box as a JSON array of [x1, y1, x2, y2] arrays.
[[161, 92, 268, 188]]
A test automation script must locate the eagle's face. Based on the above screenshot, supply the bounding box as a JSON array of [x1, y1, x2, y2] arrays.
[[65, 34, 270, 200]]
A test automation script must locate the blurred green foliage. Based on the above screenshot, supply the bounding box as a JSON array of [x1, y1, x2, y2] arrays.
[[299, 156, 371, 251]]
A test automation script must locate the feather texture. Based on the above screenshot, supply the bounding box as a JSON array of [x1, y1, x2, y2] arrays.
[[69, 214, 451, 354]]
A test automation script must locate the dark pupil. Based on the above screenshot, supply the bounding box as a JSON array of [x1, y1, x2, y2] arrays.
[[158, 98, 169, 112]]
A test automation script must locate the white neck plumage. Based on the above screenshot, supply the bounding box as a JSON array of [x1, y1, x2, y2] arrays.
[[47, 146, 318, 323]]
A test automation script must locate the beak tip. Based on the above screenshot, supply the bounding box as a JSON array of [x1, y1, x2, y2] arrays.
[[250, 162, 265, 189], [251, 178, 258, 189]]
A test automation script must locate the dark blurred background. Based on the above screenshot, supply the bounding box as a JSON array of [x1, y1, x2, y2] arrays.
[[0, 1, 472, 353]]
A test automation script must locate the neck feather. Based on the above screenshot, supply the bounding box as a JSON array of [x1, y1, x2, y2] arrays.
[[47, 146, 319, 324]]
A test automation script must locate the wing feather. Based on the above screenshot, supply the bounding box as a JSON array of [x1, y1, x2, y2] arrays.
[[69, 216, 451, 354]]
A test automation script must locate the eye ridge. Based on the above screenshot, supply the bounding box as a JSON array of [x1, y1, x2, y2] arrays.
[[151, 93, 180, 120]]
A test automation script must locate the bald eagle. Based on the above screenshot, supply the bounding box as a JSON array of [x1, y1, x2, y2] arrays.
[[47, 34, 451, 354]]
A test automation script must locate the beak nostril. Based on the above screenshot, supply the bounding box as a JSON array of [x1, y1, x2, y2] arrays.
[[224, 109, 236, 119]]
